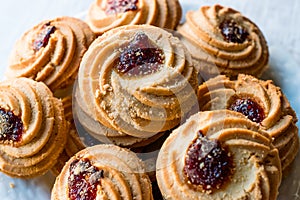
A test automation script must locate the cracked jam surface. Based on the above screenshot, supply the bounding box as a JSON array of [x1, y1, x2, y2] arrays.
[[33, 22, 56, 51], [184, 131, 234, 193], [0, 108, 23, 143], [68, 158, 104, 200], [229, 98, 265, 123], [219, 19, 249, 43], [106, 0, 138, 15], [116, 32, 165, 76]]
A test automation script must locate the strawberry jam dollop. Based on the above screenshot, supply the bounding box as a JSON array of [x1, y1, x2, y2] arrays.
[[106, 0, 138, 15], [68, 158, 104, 200], [184, 131, 234, 193], [0, 108, 23, 143], [229, 97, 265, 123], [33, 22, 56, 51], [219, 19, 249, 43], [116, 32, 164, 76]]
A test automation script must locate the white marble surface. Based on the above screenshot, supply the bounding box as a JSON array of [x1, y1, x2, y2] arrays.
[[0, 0, 299, 199]]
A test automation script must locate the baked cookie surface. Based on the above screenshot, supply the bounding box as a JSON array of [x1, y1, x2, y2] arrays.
[[0, 78, 68, 178], [6, 16, 95, 91], [156, 110, 281, 200], [77, 24, 198, 142], [198, 74, 299, 170], [87, 0, 182, 35], [51, 144, 153, 200], [178, 4, 269, 78]]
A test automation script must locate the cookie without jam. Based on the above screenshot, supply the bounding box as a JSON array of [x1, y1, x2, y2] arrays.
[[156, 110, 281, 200], [6, 17, 95, 92], [177, 4, 269, 78], [86, 0, 182, 35], [51, 144, 153, 200], [197, 74, 299, 171], [0, 78, 68, 178]]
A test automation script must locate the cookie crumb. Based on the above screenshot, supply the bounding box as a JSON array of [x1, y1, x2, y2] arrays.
[[9, 183, 15, 189]]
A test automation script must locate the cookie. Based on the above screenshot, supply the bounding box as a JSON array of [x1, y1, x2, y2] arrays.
[[0, 78, 68, 178], [86, 0, 182, 35], [197, 74, 299, 170], [156, 110, 281, 200], [77, 24, 198, 141], [51, 144, 153, 200], [177, 4, 269, 78], [6, 16, 95, 92]]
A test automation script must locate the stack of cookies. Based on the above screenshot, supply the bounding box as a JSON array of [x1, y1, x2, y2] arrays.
[[0, 1, 298, 200]]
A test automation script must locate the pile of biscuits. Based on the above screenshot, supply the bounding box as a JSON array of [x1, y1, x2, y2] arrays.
[[0, 1, 298, 200]]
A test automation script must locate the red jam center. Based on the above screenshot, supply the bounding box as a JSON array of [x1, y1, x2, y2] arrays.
[[229, 98, 265, 123], [33, 22, 56, 51], [184, 131, 234, 192], [106, 0, 138, 15], [219, 19, 249, 43], [68, 158, 104, 200], [116, 32, 164, 76], [0, 108, 23, 143]]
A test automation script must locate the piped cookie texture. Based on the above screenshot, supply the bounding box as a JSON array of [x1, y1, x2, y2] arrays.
[[0, 78, 68, 178], [77, 24, 198, 145], [51, 144, 153, 200], [156, 110, 282, 200], [197, 74, 299, 171], [86, 0, 182, 35], [6, 16, 95, 92], [177, 4, 269, 78], [52, 96, 85, 176]]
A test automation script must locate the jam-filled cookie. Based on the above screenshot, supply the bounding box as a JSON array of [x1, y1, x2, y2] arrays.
[[197, 74, 299, 170], [77, 24, 198, 143], [86, 0, 182, 35], [156, 110, 281, 200], [6, 16, 95, 92], [177, 4, 269, 78], [51, 144, 153, 200], [0, 78, 68, 178]]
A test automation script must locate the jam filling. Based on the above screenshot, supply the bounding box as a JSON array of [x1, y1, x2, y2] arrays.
[[33, 22, 56, 51], [219, 19, 249, 43], [229, 97, 265, 123], [116, 32, 164, 76], [0, 108, 23, 143], [184, 131, 234, 193], [106, 0, 138, 15], [68, 158, 104, 200]]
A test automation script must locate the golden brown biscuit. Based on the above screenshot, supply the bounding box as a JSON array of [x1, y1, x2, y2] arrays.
[[51, 144, 153, 200], [197, 74, 299, 170], [86, 0, 182, 35], [156, 110, 281, 200], [177, 4, 269, 78], [77, 24, 198, 141], [6, 16, 95, 91], [0, 78, 68, 178]]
